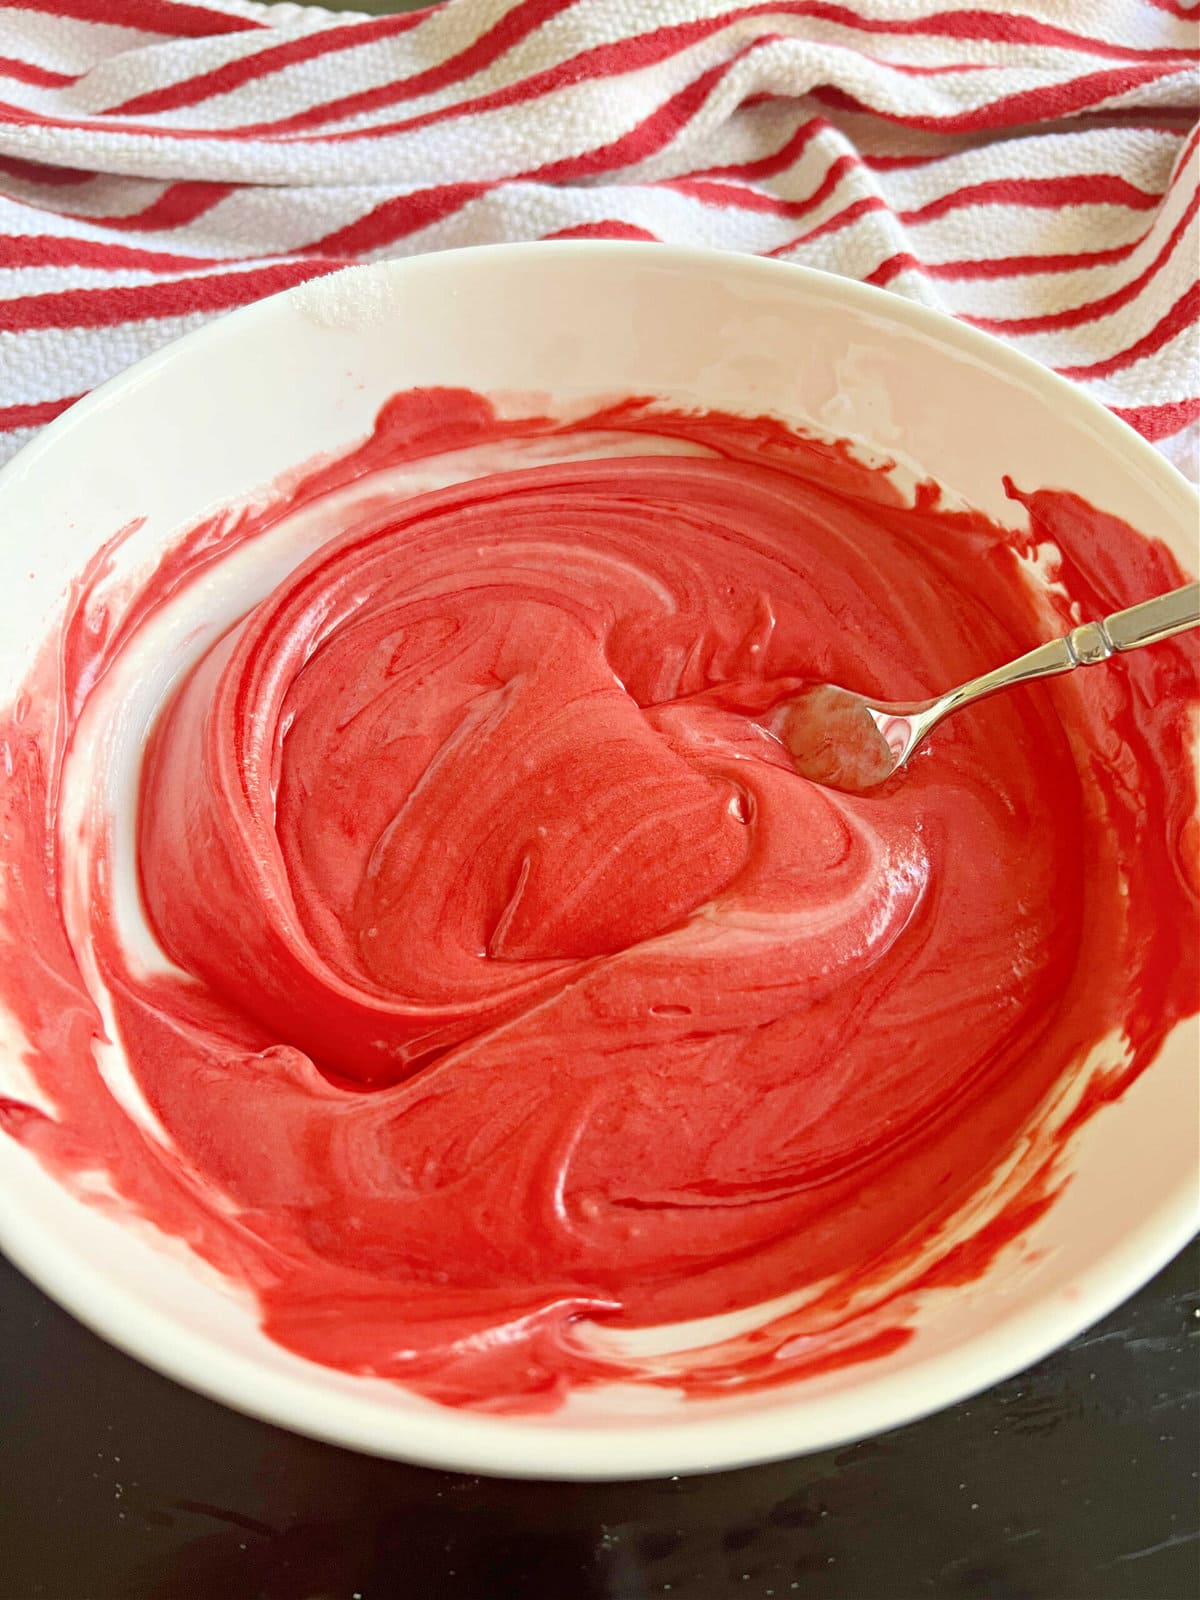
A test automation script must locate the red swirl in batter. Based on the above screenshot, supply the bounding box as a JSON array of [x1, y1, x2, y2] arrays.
[[2, 391, 1197, 1410]]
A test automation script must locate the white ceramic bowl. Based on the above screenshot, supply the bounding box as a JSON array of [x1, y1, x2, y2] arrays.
[[0, 244, 1196, 1480]]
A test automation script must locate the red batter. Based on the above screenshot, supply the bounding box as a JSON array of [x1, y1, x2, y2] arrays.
[[1, 390, 1196, 1411]]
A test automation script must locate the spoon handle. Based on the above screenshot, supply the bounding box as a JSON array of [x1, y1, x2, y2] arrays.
[[916, 582, 1200, 736], [1101, 581, 1200, 652]]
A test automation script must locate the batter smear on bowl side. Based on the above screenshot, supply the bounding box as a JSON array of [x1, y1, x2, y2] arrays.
[[1, 390, 1196, 1411]]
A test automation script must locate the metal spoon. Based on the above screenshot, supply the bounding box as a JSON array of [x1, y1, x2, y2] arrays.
[[775, 581, 1200, 794]]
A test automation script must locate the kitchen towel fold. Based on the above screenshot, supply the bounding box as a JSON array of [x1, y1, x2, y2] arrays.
[[0, 0, 1196, 474]]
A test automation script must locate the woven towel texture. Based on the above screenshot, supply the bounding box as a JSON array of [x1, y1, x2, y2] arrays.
[[0, 0, 1196, 472]]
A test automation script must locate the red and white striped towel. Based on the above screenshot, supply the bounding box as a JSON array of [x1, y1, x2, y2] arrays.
[[1, 0, 1197, 476]]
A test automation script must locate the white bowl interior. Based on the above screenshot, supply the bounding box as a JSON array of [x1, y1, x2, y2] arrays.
[[0, 245, 1196, 1479]]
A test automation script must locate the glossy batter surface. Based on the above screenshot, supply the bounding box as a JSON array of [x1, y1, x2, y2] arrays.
[[1, 392, 1196, 1410]]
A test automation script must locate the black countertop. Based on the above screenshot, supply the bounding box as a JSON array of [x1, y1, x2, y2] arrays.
[[2, 1238, 1196, 1600]]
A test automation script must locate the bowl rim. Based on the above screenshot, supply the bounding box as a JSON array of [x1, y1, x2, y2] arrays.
[[0, 240, 1196, 1480]]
